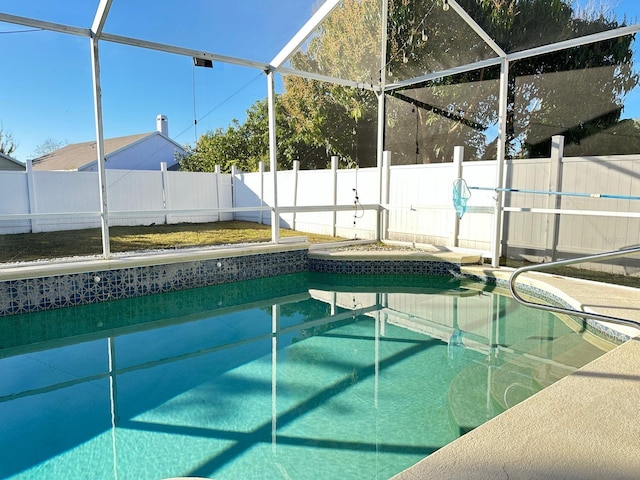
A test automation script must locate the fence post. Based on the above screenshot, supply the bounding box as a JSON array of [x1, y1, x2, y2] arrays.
[[450, 146, 464, 247], [292, 160, 300, 230], [258, 161, 264, 224], [232, 165, 239, 222], [25, 159, 39, 233], [331, 156, 338, 237], [214, 164, 221, 222], [545, 135, 564, 262], [380, 151, 391, 241], [161, 162, 169, 225]]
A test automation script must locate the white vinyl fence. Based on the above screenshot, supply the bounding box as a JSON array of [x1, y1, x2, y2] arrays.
[[0, 162, 232, 234], [3, 137, 640, 273]]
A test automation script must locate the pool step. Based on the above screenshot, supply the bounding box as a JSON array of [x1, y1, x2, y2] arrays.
[[449, 333, 609, 429], [447, 362, 505, 434], [489, 333, 608, 410]]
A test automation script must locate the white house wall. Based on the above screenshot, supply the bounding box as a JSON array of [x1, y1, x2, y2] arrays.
[[85, 134, 181, 171]]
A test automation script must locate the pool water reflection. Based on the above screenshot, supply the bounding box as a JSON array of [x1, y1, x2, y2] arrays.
[[0, 272, 616, 479]]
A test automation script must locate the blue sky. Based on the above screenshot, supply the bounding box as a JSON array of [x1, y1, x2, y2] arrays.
[[1, 0, 640, 161], [0, 0, 318, 160]]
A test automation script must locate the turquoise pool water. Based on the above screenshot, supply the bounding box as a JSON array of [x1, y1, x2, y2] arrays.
[[0, 272, 614, 479]]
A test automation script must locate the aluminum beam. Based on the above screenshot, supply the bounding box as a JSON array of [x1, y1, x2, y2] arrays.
[[507, 23, 640, 63], [270, 0, 342, 70], [90, 38, 111, 258], [267, 71, 280, 244], [448, 0, 507, 58], [384, 57, 503, 91], [91, 0, 114, 38], [276, 66, 380, 91], [491, 58, 509, 268], [100, 32, 268, 70], [0, 12, 90, 37]]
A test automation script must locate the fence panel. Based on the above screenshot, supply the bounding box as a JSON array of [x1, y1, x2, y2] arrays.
[[233, 171, 266, 224], [4, 149, 640, 274], [557, 156, 640, 254], [33, 171, 101, 232], [164, 171, 225, 224], [294, 169, 335, 236], [336, 168, 378, 240], [107, 170, 165, 226], [457, 161, 496, 251], [0, 171, 30, 234]]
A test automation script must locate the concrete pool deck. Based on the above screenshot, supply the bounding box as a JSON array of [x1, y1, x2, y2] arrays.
[[394, 265, 640, 480]]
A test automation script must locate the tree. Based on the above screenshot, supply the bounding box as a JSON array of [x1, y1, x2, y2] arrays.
[[182, 0, 638, 169], [178, 97, 329, 172], [281, 0, 382, 167], [31, 138, 68, 159], [285, 0, 638, 163], [0, 123, 18, 156]]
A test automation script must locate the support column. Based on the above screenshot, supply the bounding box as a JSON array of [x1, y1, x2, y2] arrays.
[[376, 0, 389, 241], [259, 161, 265, 224], [491, 58, 509, 267], [267, 70, 280, 244], [292, 160, 300, 230], [450, 146, 464, 247], [381, 151, 391, 241], [90, 36, 111, 258], [214, 164, 221, 222], [161, 162, 169, 225], [545, 135, 565, 262], [331, 156, 338, 237], [231, 165, 239, 221]]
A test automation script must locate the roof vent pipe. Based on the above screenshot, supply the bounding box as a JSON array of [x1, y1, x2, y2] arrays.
[[157, 114, 168, 136]]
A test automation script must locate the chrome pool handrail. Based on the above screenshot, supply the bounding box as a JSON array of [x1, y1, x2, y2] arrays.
[[508, 246, 640, 331]]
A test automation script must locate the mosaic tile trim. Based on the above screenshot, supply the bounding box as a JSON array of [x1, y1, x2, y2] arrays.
[[0, 250, 308, 317], [308, 258, 461, 276], [460, 272, 632, 344]]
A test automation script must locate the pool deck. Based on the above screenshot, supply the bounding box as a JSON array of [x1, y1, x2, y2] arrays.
[[394, 264, 640, 480]]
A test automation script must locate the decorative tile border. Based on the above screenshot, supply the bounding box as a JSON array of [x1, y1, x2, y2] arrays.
[[0, 249, 308, 317], [308, 257, 461, 276], [0, 248, 631, 346]]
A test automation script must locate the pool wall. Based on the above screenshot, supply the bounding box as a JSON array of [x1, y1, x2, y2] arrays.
[[0, 245, 472, 317], [0, 245, 309, 317], [0, 245, 632, 344]]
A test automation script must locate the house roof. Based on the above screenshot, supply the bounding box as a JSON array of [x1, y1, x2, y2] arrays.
[[31, 132, 163, 171]]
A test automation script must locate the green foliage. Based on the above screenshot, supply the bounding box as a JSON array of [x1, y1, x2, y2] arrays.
[[178, 97, 333, 172], [386, 0, 638, 161], [180, 0, 639, 169]]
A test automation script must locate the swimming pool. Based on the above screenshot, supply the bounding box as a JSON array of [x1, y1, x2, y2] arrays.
[[0, 272, 617, 479]]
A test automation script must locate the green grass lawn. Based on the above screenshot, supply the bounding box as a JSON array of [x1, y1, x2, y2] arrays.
[[0, 220, 344, 263], [1, 221, 638, 289]]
